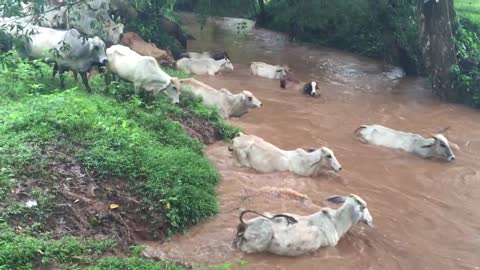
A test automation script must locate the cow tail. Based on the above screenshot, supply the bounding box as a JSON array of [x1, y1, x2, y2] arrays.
[[238, 210, 298, 225]]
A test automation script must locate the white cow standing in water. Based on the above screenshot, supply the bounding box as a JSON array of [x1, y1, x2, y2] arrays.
[[355, 124, 455, 161], [250, 61, 291, 80]]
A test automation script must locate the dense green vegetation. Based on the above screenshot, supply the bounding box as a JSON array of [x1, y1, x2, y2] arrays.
[[118, 0, 187, 57], [456, 0, 480, 32], [451, 0, 480, 107], [0, 51, 238, 269]]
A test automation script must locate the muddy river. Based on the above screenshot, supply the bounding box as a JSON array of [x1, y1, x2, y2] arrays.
[[143, 13, 480, 270]]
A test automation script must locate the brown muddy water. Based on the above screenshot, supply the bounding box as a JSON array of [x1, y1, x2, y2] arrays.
[[143, 13, 480, 270]]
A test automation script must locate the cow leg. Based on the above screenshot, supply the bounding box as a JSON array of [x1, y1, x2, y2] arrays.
[[144, 92, 153, 105], [52, 63, 58, 79], [133, 84, 141, 96], [104, 72, 111, 93], [59, 69, 66, 89], [73, 71, 78, 81], [80, 72, 92, 93]]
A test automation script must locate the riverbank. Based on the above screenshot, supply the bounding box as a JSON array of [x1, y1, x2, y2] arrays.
[[0, 52, 238, 269]]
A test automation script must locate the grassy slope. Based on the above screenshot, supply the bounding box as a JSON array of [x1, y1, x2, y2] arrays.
[[0, 52, 239, 269]]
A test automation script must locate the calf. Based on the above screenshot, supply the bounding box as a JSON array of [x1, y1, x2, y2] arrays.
[[355, 124, 455, 161], [106, 45, 180, 103], [302, 81, 319, 96], [230, 133, 342, 176], [280, 76, 319, 97]]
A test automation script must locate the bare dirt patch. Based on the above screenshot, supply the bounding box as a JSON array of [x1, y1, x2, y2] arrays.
[[10, 143, 168, 250], [172, 113, 222, 144]]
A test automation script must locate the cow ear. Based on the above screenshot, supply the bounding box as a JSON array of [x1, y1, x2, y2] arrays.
[[326, 195, 345, 204]]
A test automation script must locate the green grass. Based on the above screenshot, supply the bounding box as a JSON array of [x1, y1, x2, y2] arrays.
[[0, 51, 240, 269], [0, 223, 189, 269], [456, 0, 480, 32]]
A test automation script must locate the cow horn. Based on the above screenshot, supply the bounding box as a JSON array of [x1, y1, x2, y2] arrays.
[[436, 126, 450, 134]]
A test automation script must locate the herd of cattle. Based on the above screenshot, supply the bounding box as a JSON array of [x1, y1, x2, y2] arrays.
[[0, 20, 458, 257]]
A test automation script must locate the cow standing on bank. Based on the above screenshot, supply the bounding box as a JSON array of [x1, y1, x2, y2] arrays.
[[105, 44, 181, 103], [11, 25, 108, 92]]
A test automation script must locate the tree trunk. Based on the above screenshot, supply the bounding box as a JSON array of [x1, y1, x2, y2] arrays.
[[367, 0, 398, 63], [417, 0, 458, 101], [286, 0, 302, 41], [257, 0, 266, 25]]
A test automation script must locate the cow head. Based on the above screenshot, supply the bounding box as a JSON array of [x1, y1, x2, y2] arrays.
[[88, 36, 108, 65], [164, 77, 181, 104], [421, 133, 455, 161], [303, 81, 319, 96], [242, 90, 262, 109], [311, 147, 342, 172], [276, 65, 291, 78], [108, 23, 125, 45], [326, 194, 373, 227], [222, 57, 234, 71]]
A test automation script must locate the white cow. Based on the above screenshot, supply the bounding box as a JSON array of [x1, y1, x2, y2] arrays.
[[106, 44, 180, 103], [234, 194, 373, 256], [180, 78, 262, 118], [250, 61, 291, 80], [355, 124, 455, 161], [176, 57, 234, 75], [6, 25, 108, 92], [230, 133, 342, 176], [179, 51, 230, 61]]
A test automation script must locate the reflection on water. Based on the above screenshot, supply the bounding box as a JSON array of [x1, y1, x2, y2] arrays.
[[143, 12, 480, 270]]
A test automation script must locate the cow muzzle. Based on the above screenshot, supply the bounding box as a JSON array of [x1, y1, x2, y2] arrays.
[[448, 155, 455, 161]]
